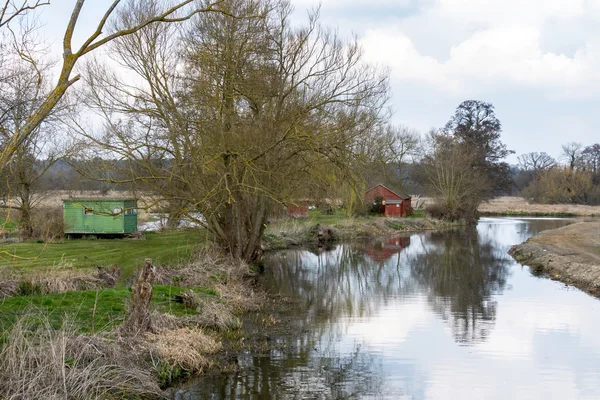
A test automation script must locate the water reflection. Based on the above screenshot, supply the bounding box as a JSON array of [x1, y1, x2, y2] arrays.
[[409, 228, 511, 344], [179, 218, 600, 399]]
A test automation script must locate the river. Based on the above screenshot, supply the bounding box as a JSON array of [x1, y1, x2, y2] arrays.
[[176, 217, 600, 399]]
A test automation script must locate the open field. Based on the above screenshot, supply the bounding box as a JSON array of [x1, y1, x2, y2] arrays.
[[0, 229, 206, 278], [478, 196, 600, 216]]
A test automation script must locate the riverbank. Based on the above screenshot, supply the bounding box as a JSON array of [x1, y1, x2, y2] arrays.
[[263, 213, 463, 250], [479, 196, 600, 217], [0, 248, 268, 399], [509, 221, 600, 296]]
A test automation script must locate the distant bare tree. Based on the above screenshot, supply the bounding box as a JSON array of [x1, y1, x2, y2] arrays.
[[422, 132, 489, 223], [364, 124, 419, 191], [582, 144, 600, 175], [517, 152, 555, 174], [0, 27, 75, 238], [560, 142, 584, 170]]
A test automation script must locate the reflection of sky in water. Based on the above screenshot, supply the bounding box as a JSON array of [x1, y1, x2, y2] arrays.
[[184, 218, 600, 399]]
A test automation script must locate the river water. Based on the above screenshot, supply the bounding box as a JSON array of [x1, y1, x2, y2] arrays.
[[178, 218, 600, 399]]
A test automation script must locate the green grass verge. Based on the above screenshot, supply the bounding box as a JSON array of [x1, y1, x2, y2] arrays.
[[0, 229, 206, 278], [307, 209, 348, 224], [0, 285, 217, 334], [0, 217, 18, 232]]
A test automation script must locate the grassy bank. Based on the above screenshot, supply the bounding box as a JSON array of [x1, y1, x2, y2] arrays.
[[0, 247, 265, 398], [264, 209, 458, 250], [0, 229, 205, 278]]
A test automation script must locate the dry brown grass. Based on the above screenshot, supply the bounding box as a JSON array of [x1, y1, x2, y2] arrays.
[[0, 259, 115, 298], [0, 318, 161, 400], [146, 327, 221, 373], [479, 196, 600, 216]]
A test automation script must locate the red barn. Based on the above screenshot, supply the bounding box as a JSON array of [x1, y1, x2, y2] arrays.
[[365, 184, 412, 217], [286, 200, 309, 217], [364, 235, 411, 263]]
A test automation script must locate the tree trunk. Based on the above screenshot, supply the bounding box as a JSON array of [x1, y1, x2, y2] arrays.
[[19, 183, 34, 240]]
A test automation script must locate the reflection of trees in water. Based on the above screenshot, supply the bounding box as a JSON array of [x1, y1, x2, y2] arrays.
[[187, 340, 389, 399], [184, 228, 518, 398], [266, 229, 512, 346], [264, 235, 417, 330], [409, 227, 511, 344]]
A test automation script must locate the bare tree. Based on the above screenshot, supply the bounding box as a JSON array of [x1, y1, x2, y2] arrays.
[[517, 152, 555, 174], [421, 132, 489, 223], [76, 0, 390, 261], [560, 142, 583, 170], [365, 124, 419, 190], [0, 55, 74, 238], [582, 144, 600, 175], [0, 1, 48, 29], [0, 0, 226, 169]]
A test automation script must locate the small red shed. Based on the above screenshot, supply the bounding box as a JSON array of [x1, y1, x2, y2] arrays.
[[365, 184, 412, 217], [286, 200, 309, 217]]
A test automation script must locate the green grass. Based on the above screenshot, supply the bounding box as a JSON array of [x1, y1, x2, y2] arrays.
[[0, 217, 18, 233], [406, 209, 425, 218], [0, 229, 206, 278], [0, 285, 217, 334], [307, 209, 348, 224]]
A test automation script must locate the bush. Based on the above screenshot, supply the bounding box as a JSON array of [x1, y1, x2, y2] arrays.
[[30, 207, 64, 241], [425, 201, 477, 223], [520, 168, 597, 205]]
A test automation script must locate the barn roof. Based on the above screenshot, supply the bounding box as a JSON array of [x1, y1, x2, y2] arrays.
[[365, 184, 411, 200]]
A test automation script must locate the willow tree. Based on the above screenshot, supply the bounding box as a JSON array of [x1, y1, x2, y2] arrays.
[[77, 0, 389, 261]]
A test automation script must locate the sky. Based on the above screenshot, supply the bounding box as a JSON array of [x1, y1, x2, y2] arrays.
[[39, 0, 600, 163]]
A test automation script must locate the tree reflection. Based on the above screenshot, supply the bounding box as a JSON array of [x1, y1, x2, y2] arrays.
[[263, 234, 417, 329], [186, 340, 390, 399], [185, 228, 513, 398], [409, 227, 511, 344]]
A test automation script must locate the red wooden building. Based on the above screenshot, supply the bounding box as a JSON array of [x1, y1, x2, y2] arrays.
[[365, 184, 412, 217], [286, 200, 309, 217], [364, 235, 411, 263]]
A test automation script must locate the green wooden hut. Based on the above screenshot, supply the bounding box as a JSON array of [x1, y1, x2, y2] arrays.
[[63, 198, 137, 236]]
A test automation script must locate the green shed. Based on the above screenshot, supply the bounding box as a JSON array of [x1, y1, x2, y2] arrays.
[[63, 198, 138, 236]]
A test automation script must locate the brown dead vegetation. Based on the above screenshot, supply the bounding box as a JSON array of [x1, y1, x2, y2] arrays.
[[479, 196, 600, 216], [0, 263, 121, 298], [0, 318, 162, 400], [0, 248, 266, 397], [146, 328, 221, 374]]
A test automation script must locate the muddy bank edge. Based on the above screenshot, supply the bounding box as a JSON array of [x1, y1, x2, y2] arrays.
[[509, 221, 600, 297]]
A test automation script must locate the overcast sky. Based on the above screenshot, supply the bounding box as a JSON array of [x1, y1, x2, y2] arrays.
[[41, 0, 600, 163]]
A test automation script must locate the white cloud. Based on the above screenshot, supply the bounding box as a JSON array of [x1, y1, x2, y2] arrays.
[[360, 22, 599, 99]]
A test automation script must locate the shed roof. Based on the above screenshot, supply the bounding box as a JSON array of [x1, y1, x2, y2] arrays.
[[365, 184, 411, 200]]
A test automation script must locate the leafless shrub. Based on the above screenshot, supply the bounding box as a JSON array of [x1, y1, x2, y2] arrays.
[[29, 207, 64, 241], [0, 318, 162, 400]]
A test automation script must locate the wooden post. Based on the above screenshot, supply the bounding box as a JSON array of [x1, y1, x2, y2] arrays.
[[124, 258, 156, 333]]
